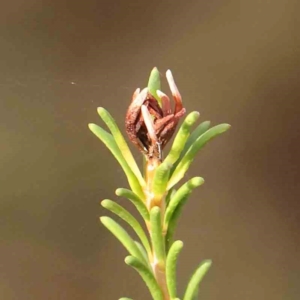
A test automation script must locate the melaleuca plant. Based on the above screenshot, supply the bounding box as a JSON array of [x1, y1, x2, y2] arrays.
[[88, 68, 230, 300]]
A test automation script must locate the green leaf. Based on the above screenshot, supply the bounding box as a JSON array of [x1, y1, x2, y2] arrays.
[[148, 67, 161, 104], [183, 121, 211, 155], [97, 107, 146, 188], [170, 121, 211, 176], [168, 124, 231, 189], [150, 207, 165, 264], [166, 240, 184, 298], [125, 256, 164, 300], [101, 200, 151, 254], [134, 241, 150, 266], [164, 111, 200, 166], [152, 161, 172, 201], [88, 124, 145, 200], [116, 188, 150, 221], [192, 290, 198, 300], [165, 205, 180, 251], [183, 260, 212, 300], [165, 177, 204, 251], [100, 216, 146, 264], [165, 188, 176, 207], [119, 298, 133, 300], [164, 177, 204, 228]]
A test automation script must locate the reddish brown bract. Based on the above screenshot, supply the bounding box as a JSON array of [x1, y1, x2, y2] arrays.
[[125, 70, 185, 161]]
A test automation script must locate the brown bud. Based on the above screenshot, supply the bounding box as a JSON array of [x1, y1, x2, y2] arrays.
[[125, 70, 185, 161]]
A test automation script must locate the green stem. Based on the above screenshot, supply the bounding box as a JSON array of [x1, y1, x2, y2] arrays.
[[149, 208, 169, 300], [146, 162, 171, 300]]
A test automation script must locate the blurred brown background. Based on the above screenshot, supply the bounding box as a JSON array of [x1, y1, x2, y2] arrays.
[[0, 0, 299, 299]]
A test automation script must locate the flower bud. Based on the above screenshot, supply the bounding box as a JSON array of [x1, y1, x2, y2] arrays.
[[125, 69, 185, 161]]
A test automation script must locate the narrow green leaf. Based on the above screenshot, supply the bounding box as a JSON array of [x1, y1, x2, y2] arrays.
[[165, 178, 204, 251], [166, 240, 184, 298], [168, 124, 231, 189], [89, 124, 145, 200], [152, 161, 172, 200], [119, 298, 133, 300], [164, 111, 200, 166], [164, 177, 204, 227], [165, 188, 176, 207], [100, 216, 145, 264], [192, 290, 198, 300], [148, 67, 161, 103], [165, 204, 181, 251], [134, 241, 150, 266], [101, 200, 151, 254], [170, 121, 211, 176], [184, 121, 211, 155], [97, 107, 145, 188], [125, 256, 164, 300], [150, 207, 165, 264], [116, 188, 150, 221], [183, 260, 212, 300]]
